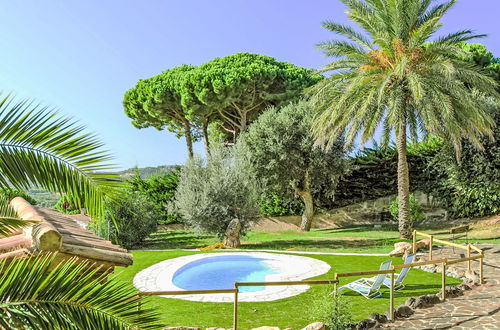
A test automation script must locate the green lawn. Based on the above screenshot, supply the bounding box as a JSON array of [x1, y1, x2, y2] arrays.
[[140, 225, 499, 253], [116, 250, 461, 329]]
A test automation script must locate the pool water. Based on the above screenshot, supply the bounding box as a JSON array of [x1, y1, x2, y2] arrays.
[[172, 255, 276, 292]]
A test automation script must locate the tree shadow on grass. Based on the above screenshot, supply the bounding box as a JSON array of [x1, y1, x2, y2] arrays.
[[139, 230, 216, 249], [240, 237, 399, 251], [341, 283, 443, 299]]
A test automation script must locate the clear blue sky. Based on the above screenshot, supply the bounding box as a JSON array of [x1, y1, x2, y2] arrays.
[[1, 1, 498, 170]]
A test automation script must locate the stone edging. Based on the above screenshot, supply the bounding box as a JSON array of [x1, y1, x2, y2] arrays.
[[134, 252, 331, 302]]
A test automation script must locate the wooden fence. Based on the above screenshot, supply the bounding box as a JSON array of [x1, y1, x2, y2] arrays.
[[138, 231, 485, 329]]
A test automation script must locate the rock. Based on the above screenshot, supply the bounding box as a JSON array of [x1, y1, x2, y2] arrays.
[[439, 285, 463, 298], [405, 297, 416, 308], [301, 322, 327, 330], [394, 305, 414, 318], [223, 218, 241, 248], [413, 294, 441, 308], [415, 238, 430, 250], [251, 327, 279, 330], [465, 270, 480, 283], [356, 319, 377, 329], [389, 242, 412, 256], [370, 312, 388, 324], [163, 328, 201, 330], [458, 282, 473, 291]]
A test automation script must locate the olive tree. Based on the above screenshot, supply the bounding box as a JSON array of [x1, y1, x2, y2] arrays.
[[172, 145, 259, 243], [239, 100, 348, 231]]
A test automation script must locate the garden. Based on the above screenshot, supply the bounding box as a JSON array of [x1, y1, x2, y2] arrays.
[[0, 0, 499, 329]]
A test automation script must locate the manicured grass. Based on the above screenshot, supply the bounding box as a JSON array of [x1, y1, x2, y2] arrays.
[[116, 251, 461, 329], [140, 225, 499, 252]]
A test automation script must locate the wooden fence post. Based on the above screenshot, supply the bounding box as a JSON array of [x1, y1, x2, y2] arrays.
[[479, 253, 484, 284], [467, 245, 471, 271], [412, 230, 417, 254], [334, 273, 338, 293], [389, 270, 394, 321], [429, 235, 433, 260], [233, 284, 238, 330], [441, 262, 446, 300]]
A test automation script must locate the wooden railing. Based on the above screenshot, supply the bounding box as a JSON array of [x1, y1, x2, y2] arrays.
[[137, 231, 485, 329], [138, 279, 338, 329], [413, 230, 485, 284]]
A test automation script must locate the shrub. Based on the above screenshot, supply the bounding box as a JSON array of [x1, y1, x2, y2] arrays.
[[171, 145, 259, 239], [389, 194, 425, 224], [54, 194, 80, 215], [128, 168, 181, 224], [106, 193, 158, 249], [259, 193, 304, 216], [0, 188, 38, 205], [310, 290, 353, 330]]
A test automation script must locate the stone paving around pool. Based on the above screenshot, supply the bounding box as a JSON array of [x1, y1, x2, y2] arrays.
[[384, 244, 500, 329], [133, 252, 330, 302]]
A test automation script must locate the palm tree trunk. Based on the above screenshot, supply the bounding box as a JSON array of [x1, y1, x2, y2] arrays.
[[396, 120, 412, 239], [183, 120, 194, 159]]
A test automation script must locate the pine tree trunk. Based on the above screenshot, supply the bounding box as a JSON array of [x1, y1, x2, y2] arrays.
[[202, 120, 210, 156], [396, 120, 412, 239], [183, 120, 194, 159]]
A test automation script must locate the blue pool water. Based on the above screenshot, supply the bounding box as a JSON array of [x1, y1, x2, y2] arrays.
[[172, 255, 276, 292]]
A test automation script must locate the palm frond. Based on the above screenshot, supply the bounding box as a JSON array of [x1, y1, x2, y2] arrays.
[[0, 197, 29, 236], [0, 94, 124, 219], [0, 254, 161, 329]]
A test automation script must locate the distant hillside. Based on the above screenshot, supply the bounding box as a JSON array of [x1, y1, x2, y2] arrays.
[[28, 165, 177, 207], [117, 165, 178, 179]]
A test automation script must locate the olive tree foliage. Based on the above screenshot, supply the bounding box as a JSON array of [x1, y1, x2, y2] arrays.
[[171, 145, 259, 239], [238, 100, 348, 231]]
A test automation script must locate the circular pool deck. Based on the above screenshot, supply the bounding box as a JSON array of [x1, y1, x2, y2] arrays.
[[133, 252, 330, 302]]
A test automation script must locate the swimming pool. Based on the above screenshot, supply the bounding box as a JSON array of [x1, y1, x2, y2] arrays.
[[173, 255, 276, 292], [134, 252, 330, 302]]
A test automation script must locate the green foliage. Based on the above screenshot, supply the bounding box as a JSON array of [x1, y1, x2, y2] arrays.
[[27, 189, 59, 207], [389, 194, 425, 224], [117, 165, 178, 179], [240, 100, 347, 207], [0, 254, 160, 329], [172, 145, 259, 239], [106, 193, 159, 249], [0, 188, 37, 205], [311, 291, 353, 330], [458, 43, 500, 82], [194, 53, 323, 141], [428, 106, 500, 218], [54, 194, 80, 215], [331, 138, 442, 208], [129, 168, 181, 224], [123, 53, 322, 153], [259, 193, 304, 217]]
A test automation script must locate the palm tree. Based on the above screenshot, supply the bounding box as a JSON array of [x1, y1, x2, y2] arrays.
[[308, 0, 498, 238], [0, 255, 160, 329], [0, 94, 160, 328]]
